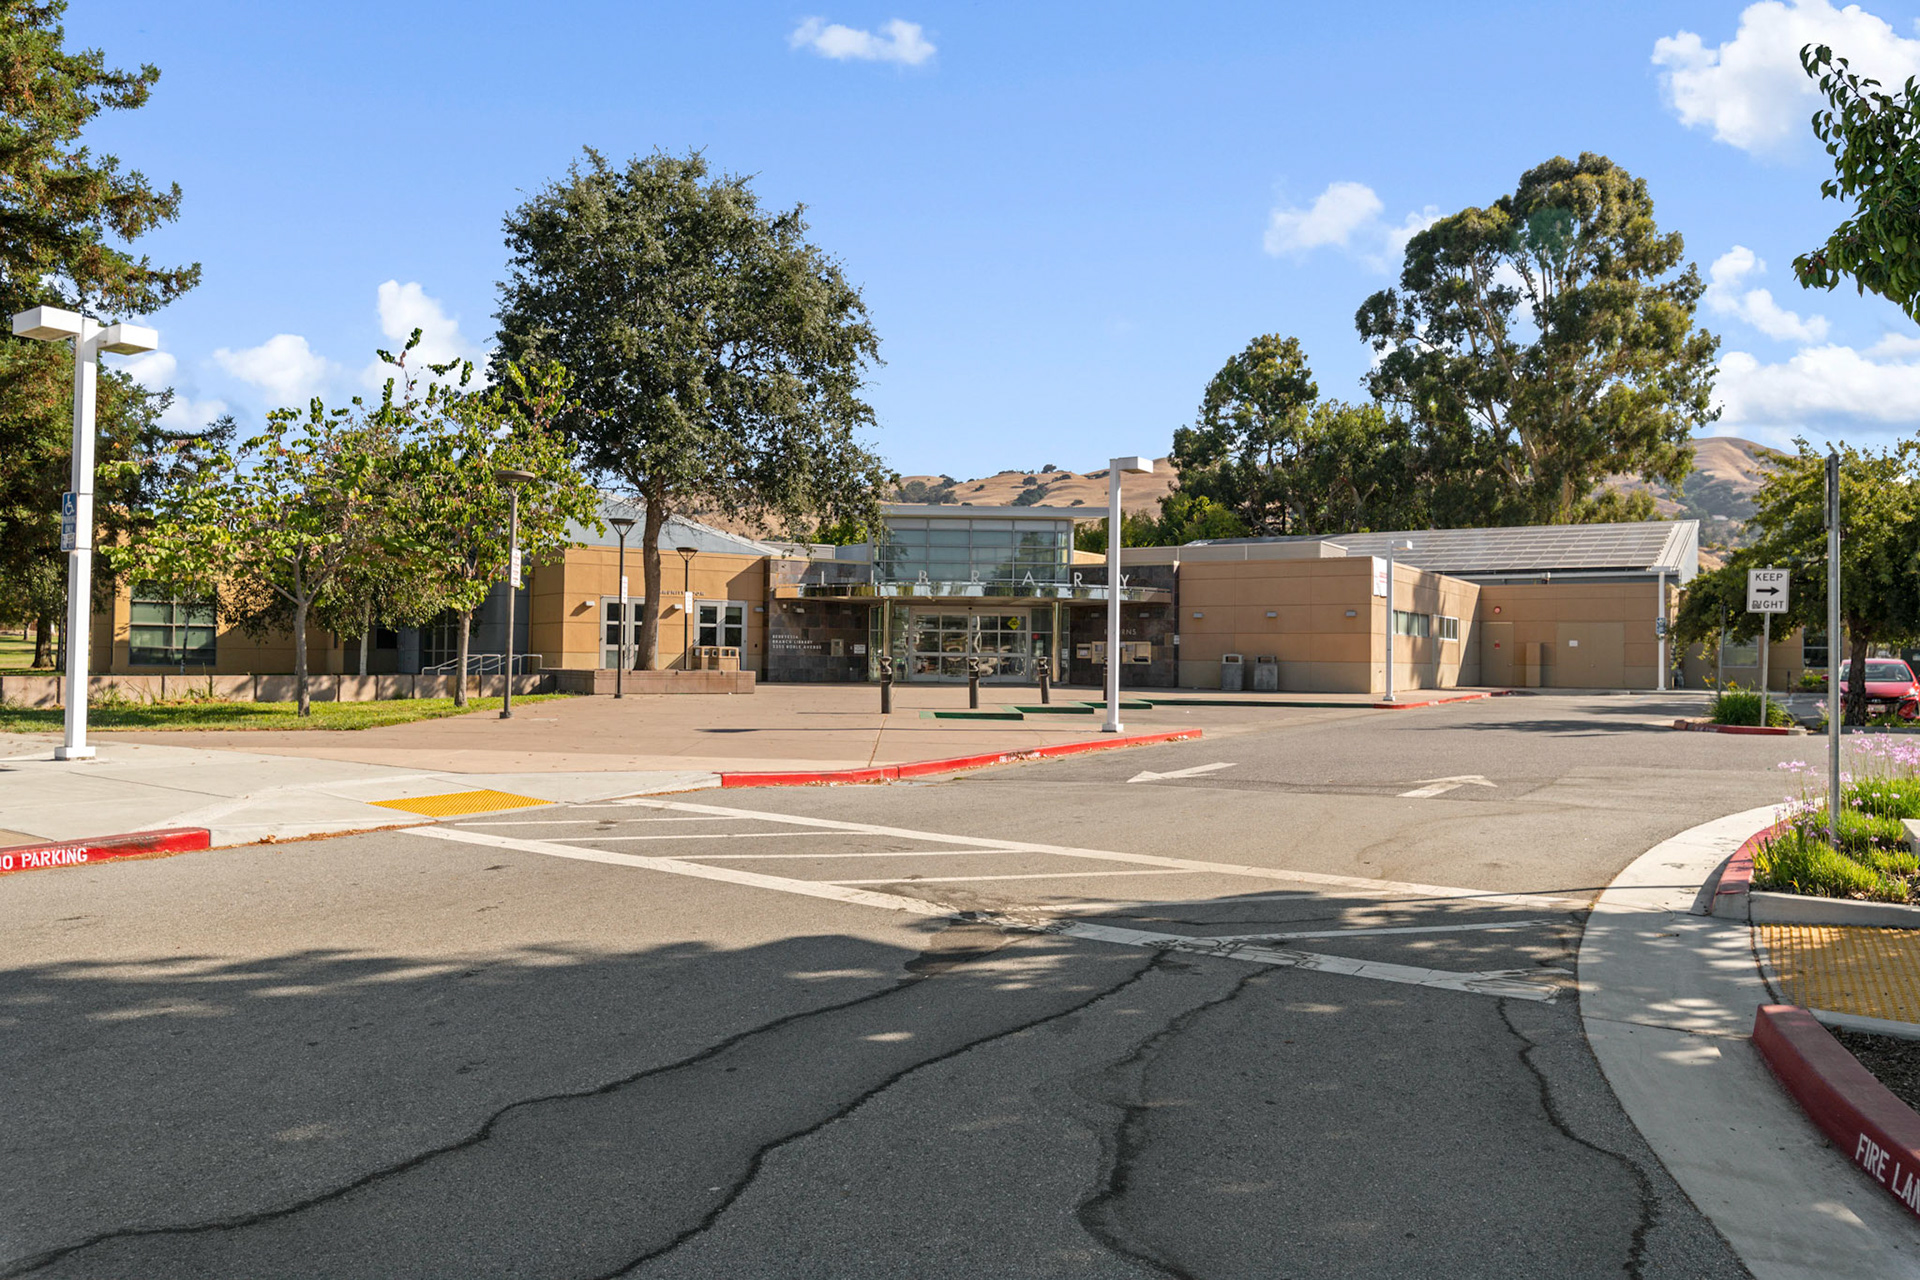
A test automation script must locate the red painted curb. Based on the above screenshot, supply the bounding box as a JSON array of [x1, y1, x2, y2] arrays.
[[1672, 719, 1794, 736], [719, 729, 1204, 788], [1752, 1004, 1920, 1218], [1370, 692, 1494, 710], [1711, 822, 1778, 909], [0, 827, 211, 876]]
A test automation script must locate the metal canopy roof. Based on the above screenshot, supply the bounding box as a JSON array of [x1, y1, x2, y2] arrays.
[[1196, 520, 1701, 583]]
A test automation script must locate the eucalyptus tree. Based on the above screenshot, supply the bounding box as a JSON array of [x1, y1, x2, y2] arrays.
[[493, 149, 891, 669], [1356, 153, 1718, 527]]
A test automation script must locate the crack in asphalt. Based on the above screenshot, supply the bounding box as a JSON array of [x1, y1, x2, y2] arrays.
[[608, 947, 1162, 1279], [0, 926, 1025, 1280], [1073, 965, 1269, 1280], [1496, 999, 1660, 1280]]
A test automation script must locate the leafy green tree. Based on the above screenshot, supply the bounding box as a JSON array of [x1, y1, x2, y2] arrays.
[[1073, 510, 1160, 555], [0, 1, 201, 667], [494, 149, 891, 669], [1357, 154, 1717, 526], [1673, 443, 1920, 724], [1153, 491, 1247, 543], [392, 349, 602, 706], [1794, 45, 1920, 318], [118, 398, 401, 716], [1169, 335, 1319, 536]]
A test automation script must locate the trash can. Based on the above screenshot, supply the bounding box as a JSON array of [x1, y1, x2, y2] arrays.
[[1252, 655, 1279, 692], [1220, 653, 1245, 692]]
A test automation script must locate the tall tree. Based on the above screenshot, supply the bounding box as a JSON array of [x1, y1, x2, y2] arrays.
[[1356, 154, 1717, 526], [0, 0, 199, 665], [1672, 443, 1920, 725], [493, 149, 891, 669], [1169, 335, 1319, 536], [1794, 44, 1920, 318]]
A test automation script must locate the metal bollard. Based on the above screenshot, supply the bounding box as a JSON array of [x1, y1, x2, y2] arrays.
[[1036, 656, 1051, 704], [879, 655, 893, 716], [968, 657, 981, 709]]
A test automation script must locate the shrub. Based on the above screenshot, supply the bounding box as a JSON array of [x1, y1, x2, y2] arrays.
[[1846, 776, 1920, 822], [1710, 686, 1795, 727], [1755, 826, 1910, 901]]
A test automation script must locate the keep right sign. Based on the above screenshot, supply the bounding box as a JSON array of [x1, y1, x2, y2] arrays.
[[1748, 567, 1790, 613]]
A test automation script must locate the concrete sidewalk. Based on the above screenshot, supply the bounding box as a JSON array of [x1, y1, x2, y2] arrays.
[[0, 685, 1388, 847], [1581, 806, 1920, 1278]]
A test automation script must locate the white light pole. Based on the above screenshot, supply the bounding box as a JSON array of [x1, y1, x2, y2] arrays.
[[12, 306, 157, 761], [494, 467, 536, 720], [1382, 539, 1413, 702], [1103, 456, 1153, 733]]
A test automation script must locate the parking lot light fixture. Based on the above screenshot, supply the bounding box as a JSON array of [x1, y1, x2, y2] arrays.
[[1104, 456, 1154, 733], [494, 468, 537, 719], [610, 515, 636, 697], [677, 545, 698, 669], [11, 307, 158, 761], [1382, 539, 1413, 703]]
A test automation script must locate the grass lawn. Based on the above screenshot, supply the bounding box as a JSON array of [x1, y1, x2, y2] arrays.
[[0, 693, 573, 733], [0, 631, 45, 675]]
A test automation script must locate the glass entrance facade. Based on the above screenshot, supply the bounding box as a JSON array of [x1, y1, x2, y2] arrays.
[[894, 606, 1055, 681]]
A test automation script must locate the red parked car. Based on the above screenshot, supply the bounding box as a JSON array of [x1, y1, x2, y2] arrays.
[[1838, 658, 1920, 720]]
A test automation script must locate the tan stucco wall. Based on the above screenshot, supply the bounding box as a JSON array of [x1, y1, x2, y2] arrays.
[[1475, 581, 1670, 690], [536, 549, 771, 673], [1678, 625, 1805, 691], [98, 579, 352, 676], [1173, 556, 1478, 694]]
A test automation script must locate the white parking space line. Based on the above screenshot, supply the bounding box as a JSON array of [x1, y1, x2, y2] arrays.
[[834, 870, 1197, 885], [587, 832, 850, 842], [405, 822, 1565, 1004], [413, 826, 954, 917], [1203, 919, 1553, 942], [678, 849, 1010, 861], [1051, 922, 1562, 1002], [611, 796, 1589, 911], [458, 817, 744, 827]]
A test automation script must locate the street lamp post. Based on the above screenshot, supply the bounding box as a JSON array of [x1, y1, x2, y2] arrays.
[[1103, 456, 1154, 734], [1382, 539, 1413, 703], [494, 468, 536, 719], [677, 545, 698, 670], [11, 307, 157, 761], [610, 515, 635, 698]]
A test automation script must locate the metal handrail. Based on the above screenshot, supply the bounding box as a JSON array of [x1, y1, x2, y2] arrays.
[[422, 652, 544, 675]]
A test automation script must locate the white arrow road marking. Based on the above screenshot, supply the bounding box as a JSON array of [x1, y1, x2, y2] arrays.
[[1398, 775, 1497, 799], [1127, 761, 1237, 784]]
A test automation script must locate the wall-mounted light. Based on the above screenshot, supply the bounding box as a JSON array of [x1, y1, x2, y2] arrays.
[[1345, 609, 1357, 618], [1265, 611, 1277, 619], [1192, 611, 1204, 618]]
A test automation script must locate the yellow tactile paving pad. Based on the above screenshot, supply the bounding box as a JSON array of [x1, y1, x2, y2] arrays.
[[1760, 924, 1920, 1024], [369, 790, 548, 817]]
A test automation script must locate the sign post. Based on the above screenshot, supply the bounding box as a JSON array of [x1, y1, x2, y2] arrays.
[[1827, 451, 1842, 847], [1748, 568, 1789, 727]]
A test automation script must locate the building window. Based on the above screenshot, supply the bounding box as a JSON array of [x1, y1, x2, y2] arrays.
[[128, 581, 216, 666], [1392, 609, 1429, 638], [876, 517, 1072, 586], [697, 601, 746, 649], [601, 598, 642, 669], [1435, 615, 1460, 642], [422, 609, 470, 668], [1803, 631, 1828, 671]]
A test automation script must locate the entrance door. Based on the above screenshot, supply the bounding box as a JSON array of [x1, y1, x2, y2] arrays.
[[1482, 621, 1513, 687], [906, 612, 972, 680], [900, 608, 1043, 681]]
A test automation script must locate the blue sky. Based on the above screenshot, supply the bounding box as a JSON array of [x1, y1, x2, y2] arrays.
[[62, 0, 1920, 477]]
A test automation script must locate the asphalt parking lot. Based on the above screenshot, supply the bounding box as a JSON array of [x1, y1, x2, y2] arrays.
[[2, 692, 1811, 1278]]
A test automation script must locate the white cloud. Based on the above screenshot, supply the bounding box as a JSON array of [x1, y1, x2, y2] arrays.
[[212, 334, 336, 406], [1382, 207, 1442, 266], [117, 349, 177, 391], [1653, 1, 1920, 156], [1716, 342, 1920, 430], [156, 394, 230, 433], [790, 17, 935, 65], [363, 280, 486, 388], [1263, 181, 1384, 255], [1703, 245, 1829, 342], [109, 348, 228, 431]]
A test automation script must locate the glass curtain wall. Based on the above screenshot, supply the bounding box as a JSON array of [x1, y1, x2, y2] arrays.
[[877, 518, 1071, 587]]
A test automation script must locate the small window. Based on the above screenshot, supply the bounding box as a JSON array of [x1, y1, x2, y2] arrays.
[[1392, 609, 1429, 638], [1435, 615, 1460, 642], [129, 581, 216, 666], [697, 601, 746, 649]]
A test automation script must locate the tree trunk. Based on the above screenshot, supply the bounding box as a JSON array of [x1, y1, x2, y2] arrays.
[[1846, 629, 1870, 727], [31, 613, 53, 667], [293, 596, 311, 717], [454, 606, 472, 707], [639, 493, 666, 671], [358, 601, 370, 678]]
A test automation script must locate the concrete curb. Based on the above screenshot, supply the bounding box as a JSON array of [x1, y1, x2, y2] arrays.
[[1753, 1004, 1920, 1219], [717, 729, 1204, 788], [1673, 718, 1803, 736], [1709, 820, 1920, 929], [0, 827, 211, 876], [1369, 691, 1499, 710]]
